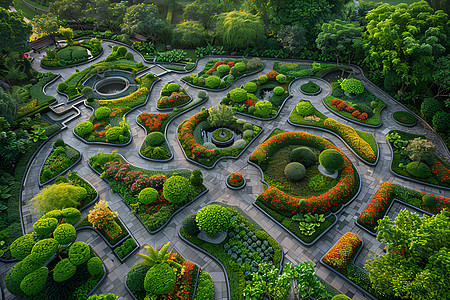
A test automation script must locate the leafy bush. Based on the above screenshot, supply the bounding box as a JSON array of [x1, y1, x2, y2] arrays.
[[5, 263, 25, 296], [30, 183, 86, 214], [68, 241, 91, 265], [290, 147, 317, 167], [235, 62, 246, 72], [33, 217, 59, 236], [243, 82, 257, 93], [276, 74, 286, 83], [190, 169, 203, 186], [205, 76, 221, 89], [144, 263, 176, 294], [53, 223, 76, 245], [194, 271, 214, 300], [163, 175, 190, 204], [20, 267, 48, 296], [243, 129, 254, 139], [295, 101, 314, 116], [422, 194, 438, 207], [127, 260, 151, 292], [284, 162, 306, 181], [94, 107, 111, 120], [75, 121, 93, 136], [145, 131, 165, 147], [31, 239, 59, 264], [197, 90, 208, 99], [406, 161, 432, 178], [196, 204, 231, 236], [183, 213, 200, 236], [53, 138, 65, 148], [53, 258, 76, 282], [55, 176, 69, 184], [58, 82, 68, 92], [257, 75, 268, 85], [255, 100, 273, 118], [10, 234, 36, 260], [273, 86, 285, 96], [217, 64, 230, 74], [229, 88, 247, 103], [88, 200, 118, 230], [166, 83, 180, 92], [138, 188, 159, 205], [87, 257, 104, 276], [432, 111, 449, 132], [61, 207, 82, 225], [105, 127, 123, 141], [420, 98, 441, 121], [319, 149, 344, 171], [340, 78, 364, 94]]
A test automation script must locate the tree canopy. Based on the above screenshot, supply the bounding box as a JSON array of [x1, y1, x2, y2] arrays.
[[121, 4, 168, 41], [31, 14, 59, 39], [0, 8, 32, 53], [182, 0, 225, 29], [172, 21, 208, 49]]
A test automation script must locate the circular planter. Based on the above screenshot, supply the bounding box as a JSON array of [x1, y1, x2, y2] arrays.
[[393, 111, 417, 127], [211, 128, 234, 147], [226, 173, 246, 190], [300, 81, 322, 96]]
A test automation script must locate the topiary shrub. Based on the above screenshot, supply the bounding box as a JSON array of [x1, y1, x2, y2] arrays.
[[290, 147, 317, 168], [10, 234, 36, 260], [406, 161, 432, 179], [243, 129, 254, 139], [284, 162, 306, 181], [243, 123, 253, 131], [422, 194, 438, 207], [205, 76, 221, 89], [53, 223, 76, 245], [75, 121, 93, 136], [190, 169, 203, 186], [197, 90, 208, 99], [196, 204, 231, 236], [182, 213, 200, 236], [295, 101, 314, 116], [255, 100, 273, 118], [5, 263, 25, 296], [163, 175, 190, 204], [105, 127, 124, 141], [20, 267, 49, 296], [53, 138, 65, 148], [217, 64, 230, 74], [319, 149, 344, 172], [432, 111, 449, 132], [233, 139, 246, 148], [42, 209, 63, 221], [53, 258, 76, 282], [117, 46, 127, 56], [33, 217, 59, 236], [229, 88, 247, 103], [127, 261, 151, 292], [340, 78, 364, 94], [138, 188, 159, 205], [57, 82, 67, 92], [94, 107, 111, 120], [230, 66, 239, 77], [331, 295, 352, 300], [69, 241, 91, 265], [61, 207, 81, 225], [276, 74, 286, 83], [87, 257, 104, 276], [257, 75, 268, 85], [248, 106, 256, 114], [420, 98, 441, 121], [145, 131, 165, 147], [235, 62, 246, 72], [166, 83, 180, 92], [144, 263, 176, 294], [243, 82, 257, 93], [273, 86, 285, 96], [31, 239, 59, 264], [202, 142, 215, 150]]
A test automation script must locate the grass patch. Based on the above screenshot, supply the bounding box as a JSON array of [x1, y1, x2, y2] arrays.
[[393, 111, 417, 125], [13, 1, 42, 19]]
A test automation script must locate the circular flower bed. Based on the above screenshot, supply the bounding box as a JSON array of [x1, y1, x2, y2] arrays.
[[393, 111, 417, 126], [300, 81, 321, 95], [212, 128, 233, 142], [226, 172, 245, 189]]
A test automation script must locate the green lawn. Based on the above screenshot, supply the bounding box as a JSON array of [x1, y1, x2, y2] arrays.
[[13, 1, 42, 20], [23, 0, 49, 10]]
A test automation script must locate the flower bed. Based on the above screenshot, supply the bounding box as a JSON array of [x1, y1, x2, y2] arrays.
[[73, 72, 158, 145], [41, 38, 103, 68], [357, 182, 450, 233], [156, 82, 191, 109], [289, 100, 378, 164], [393, 111, 417, 126], [178, 110, 262, 168], [227, 172, 244, 188], [273, 61, 342, 79], [181, 58, 264, 90], [76, 215, 129, 247], [180, 204, 282, 299], [137, 90, 208, 161], [40, 141, 81, 185], [89, 152, 207, 233]]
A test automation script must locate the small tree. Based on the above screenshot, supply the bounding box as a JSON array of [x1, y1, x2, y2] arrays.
[[58, 26, 73, 45], [30, 183, 86, 215], [208, 104, 235, 134], [88, 200, 118, 230], [403, 137, 435, 164]]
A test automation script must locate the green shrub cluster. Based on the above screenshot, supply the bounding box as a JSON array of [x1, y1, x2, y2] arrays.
[[69, 241, 91, 265], [295, 101, 314, 116], [127, 261, 151, 292], [284, 162, 306, 181], [144, 263, 176, 294], [87, 257, 104, 276], [422, 194, 438, 207], [300, 81, 320, 93], [162, 175, 190, 204], [182, 213, 200, 236], [205, 76, 221, 89], [340, 78, 364, 94], [196, 204, 231, 236], [190, 169, 203, 186], [105, 127, 124, 141], [75, 121, 93, 136], [319, 149, 344, 172], [406, 161, 431, 179], [138, 188, 159, 205], [290, 147, 317, 167], [255, 100, 273, 117], [53, 223, 76, 245], [115, 238, 137, 259], [53, 258, 76, 282], [421, 98, 441, 122], [94, 107, 111, 120], [145, 131, 165, 147], [273, 86, 285, 96], [243, 82, 257, 93], [229, 88, 247, 103]]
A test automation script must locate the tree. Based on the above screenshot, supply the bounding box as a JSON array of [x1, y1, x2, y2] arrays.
[[363, 1, 448, 94], [31, 14, 59, 39], [0, 8, 32, 53], [0, 0, 13, 9], [316, 19, 363, 74], [278, 25, 308, 56], [207, 104, 235, 134], [214, 11, 265, 49], [365, 209, 450, 300], [172, 21, 208, 49], [0, 89, 17, 126], [49, 0, 88, 28], [58, 27, 73, 45], [432, 55, 450, 98], [121, 4, 168, 41], [425, 0, 449, 14], [182, 0, 225, 30], [0, 117, 29, 170], [403, 137, 435, 163]]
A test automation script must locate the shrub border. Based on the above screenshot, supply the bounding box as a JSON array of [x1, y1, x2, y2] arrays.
[[112, 235, 140, 263], [38, 145, 82, 187]]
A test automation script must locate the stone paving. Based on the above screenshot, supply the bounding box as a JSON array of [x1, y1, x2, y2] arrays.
[[1, 40, 449, 300]]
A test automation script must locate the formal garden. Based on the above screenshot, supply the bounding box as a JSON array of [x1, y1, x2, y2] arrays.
[[1, 0, 449, 299]]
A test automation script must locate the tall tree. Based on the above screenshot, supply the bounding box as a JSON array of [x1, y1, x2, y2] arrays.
[[49, 0, 88, 28], [182, 0, 225, 30], [121, 4, 168, 41], [172, 21, 208, 49], [365, 209, 450, 300], [363, 1, 448, 94], [432, 54, 450, 98], [278, 24, 308, 57], [31, 13, 59, 39], [0, 8, 32, 53]]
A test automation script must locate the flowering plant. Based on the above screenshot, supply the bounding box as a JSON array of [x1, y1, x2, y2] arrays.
[[227, 172, 244, 187], [138, 112, 167, 132], [88, 200, 118, 230], [322, 232, 362, 275]]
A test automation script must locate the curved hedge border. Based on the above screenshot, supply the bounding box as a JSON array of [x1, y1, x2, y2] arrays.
[[38, 146, 82, 187]]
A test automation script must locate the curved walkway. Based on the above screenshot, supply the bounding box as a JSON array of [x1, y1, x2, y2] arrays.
[[1, 41, 449, 300]]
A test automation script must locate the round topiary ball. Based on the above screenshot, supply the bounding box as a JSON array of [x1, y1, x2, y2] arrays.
[[295, 101, 314, 116], [235, 62, 246, 72], [20, 267, 48, 296], [248, 106, 256, 114], [190, 169, 203, 186], [53, 258, 76, 282], [197, 90, 208, 99], [203, 142, 216, 150], [182, 213, 200, 236], [205, 76, 221, 89], [243, 130, 254, 139], [290, 147, 317, 168], [229, 88, 247, 103], [144, 263, 176, 294], [233, 139, 246, 148], [33, 217, 59, 237], [31, 238, 59, 265], [87, 257, 104, 276], [196, 204, 231, 236], [163, 175, 190, 204], [145, 132, 165, 147], [53, 138, 65, 148], [331, 295, 352, 300], [10, 234, 36, 260], [94, 107, 112, 120], [68, 241, 91, 265], [61, 207, 81, 225], [138, 188, 159, 205], [243, 82, 257, 93], [422, 194, 438, 207], [273, 86, 285, 96], [105, 127, 123, 141], [217, 64, 230, 74], [53, 223, 76, 245], [127, 261, 151, 292], [319, 149, 344, 172], [243, 123, 253, 131], [75, 121, 93, 136], [166, 83, 180, 92], [406, 161, 432, 179], [276, 74, 286, 84], [284, 162, 306, 181]]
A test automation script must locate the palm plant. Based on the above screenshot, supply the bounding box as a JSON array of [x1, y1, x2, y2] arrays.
[[136, 241, 171, 267]]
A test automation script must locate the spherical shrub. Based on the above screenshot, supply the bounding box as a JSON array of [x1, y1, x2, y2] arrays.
[[163, 175, 190, 204], [284, 162, 306, 181], [432, 111, 449, 132], [243, 123, 253, 131], [126, 52, 134, 60], [138, 188, 159, 205], [57, 82, 67, 92], [422, 194, 438, 207], [5, 263, 25, 296], [257, 75, 268, 85], [117, 46, 127, 56], [243, 130, 254, 139], [233, 139, 246, 148], [20, 267, 48, 296], [340, 78, 364, 94], [273, 86, 284, 96], [145, 132, 165, 147], [255, 100, 273, 118], [166, 83, 180, 92], [235, 62, 246, 72], [10, 234, 36, 260], [144, 263, 176, 294], [196, 204, 231, 236], [190, 169, 203, 186], [127, 261, 151, 292], [61, 207, 81, 225], [331, 295, 352, 300], [33, 217, 59, 236], [94, 107, 111, 120], [87, 257, 104, 276], [69, 241, 91, 265], [42, 209, 63, 221], [53, 258, 76, 282], [53, 223, 76, 245], [295, 101, 314, 116], [319, 149, 344, 172], [276, 74, 286, 83], [205, 76, 221, 89], [217, 64, 230, 74], [75, 121, 93, 136], [290, 147, 317, 168], [182, 213, 200, 236], [406, 161, 432, 179], [230, 67, 239, 77], [53, 138, 65, 148], [421, 98, 441, 121], [243, 82, 257, 93], [31, 238, 59, 264], [55, 176, 68, 184], [105, 127, 123, 141], [202, 142, 215, 150], [197, 90, 208, 99], [229, 88, 247, 103], [248, 106, 256, 114]]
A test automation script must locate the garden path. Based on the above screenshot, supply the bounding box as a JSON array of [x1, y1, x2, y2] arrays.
[[1, 40, 449, 300]]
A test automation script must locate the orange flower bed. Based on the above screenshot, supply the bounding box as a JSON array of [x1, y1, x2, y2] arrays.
[[138, 112, 168, 132], [322, 232, 362, 275], [205, 60, 225, 74]]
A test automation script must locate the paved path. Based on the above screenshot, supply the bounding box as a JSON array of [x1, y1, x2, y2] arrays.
[[1, 40, 449, 300]]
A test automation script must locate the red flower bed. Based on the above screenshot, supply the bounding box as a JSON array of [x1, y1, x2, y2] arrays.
[[352, 110, 361, 117], [430, 159, 450, 185], [322, 232, 362, 275], [157, 92, 190, 109], [138, 112, 167, 132], [161, 254, 198, 300], [206, 60, 225, 74], [266, 70, 280, 80], [227, 172, 244, 187], [358, 112, 368, 120], [331, 98, 342, 106]]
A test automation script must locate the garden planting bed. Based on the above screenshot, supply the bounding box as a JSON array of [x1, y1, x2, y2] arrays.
[[226, 172, 246, 190], [289, 100, 379, 165], [392, 111, 417, 127], [386, 130, 450, 190], [300, 80, 322, 96], [156, 81, 192, 111], [249, 129, 361, 245], [89, 152, 208, 234]]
